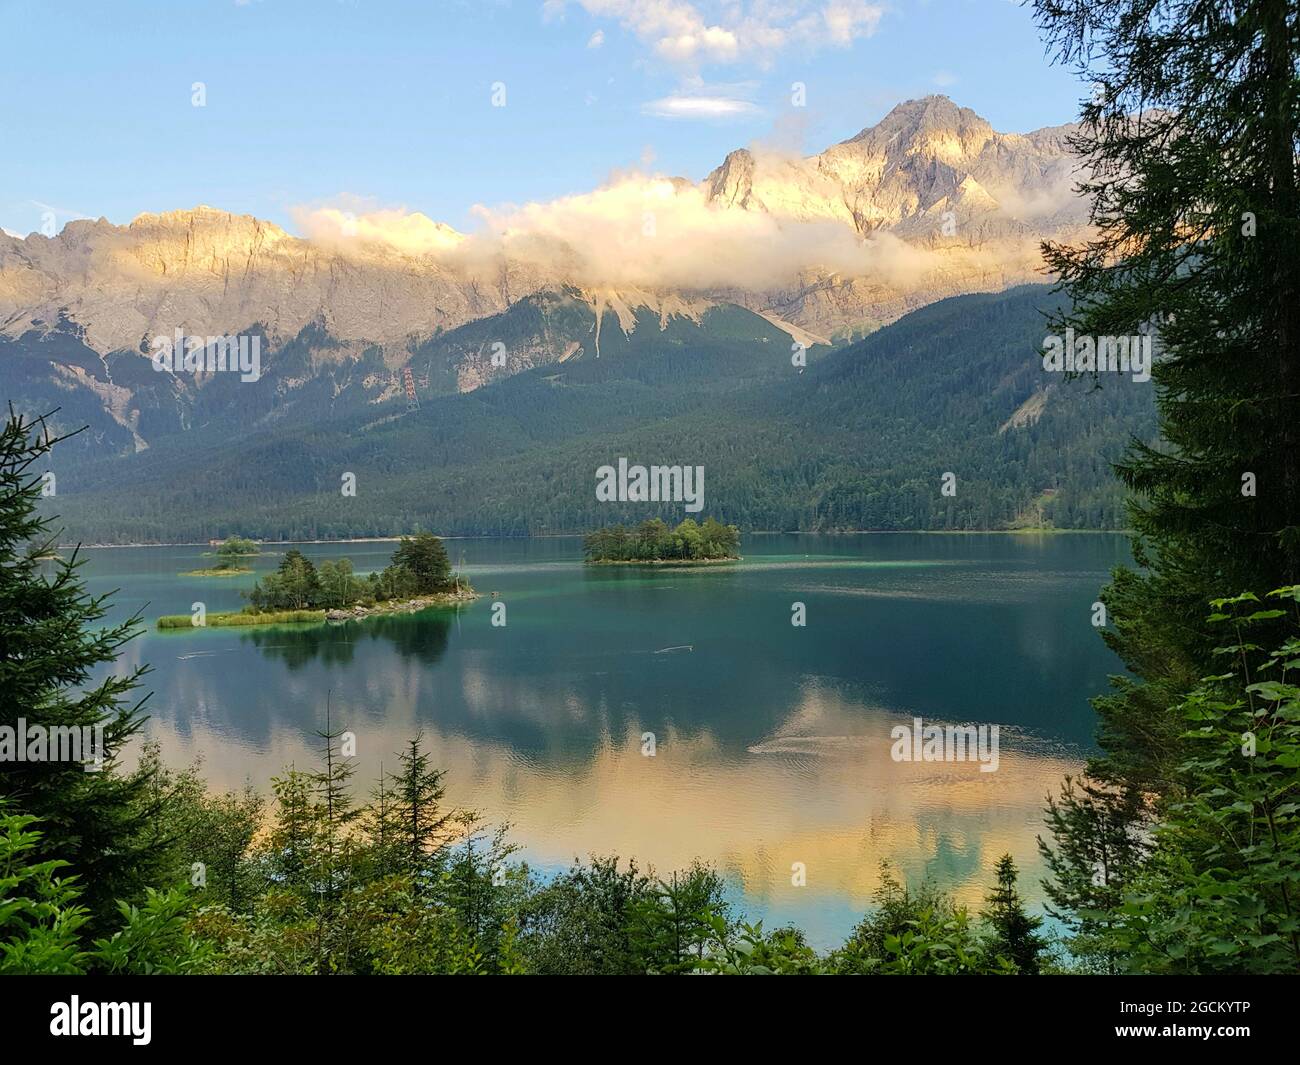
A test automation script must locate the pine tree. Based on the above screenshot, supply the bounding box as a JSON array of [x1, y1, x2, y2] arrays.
[[1033, 0, 1300, 792], [1032, 0, 1300, 959], [390, 533, 452, 593], [277, 549, 322, 609], [0, 410, 164, 929], [362, 761, 400, 879], [980, 854, 1048, 975], [390, 732, 453, 891], [310, 696, 359, 899], [1037, 776, 1150, 973], [267, 764, 319, 890]]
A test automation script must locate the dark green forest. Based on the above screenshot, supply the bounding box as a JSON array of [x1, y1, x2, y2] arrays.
[[40, 285, 1154, 544]]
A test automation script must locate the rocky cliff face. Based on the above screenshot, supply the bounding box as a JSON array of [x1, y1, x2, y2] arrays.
[[0, 206, 540, 355], [0, 96, 1088, 452], [702, 96, 1086, 335]]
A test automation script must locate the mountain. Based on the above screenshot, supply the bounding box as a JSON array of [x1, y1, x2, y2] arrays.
[[1, 97, 1088, 466], [43, 286, 1155, 543], [704, 96, 1085, 336]]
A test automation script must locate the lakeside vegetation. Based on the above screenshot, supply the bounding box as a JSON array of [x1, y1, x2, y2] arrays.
[[157, 534, 474, 629], [246, 534, 469, 612], [583, 517, 740, 563], [157, 609, 326, 629], [180, 536, 260, 576]]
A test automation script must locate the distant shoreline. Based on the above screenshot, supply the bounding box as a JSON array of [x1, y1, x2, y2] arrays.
[[68, 529, 1130, 550]]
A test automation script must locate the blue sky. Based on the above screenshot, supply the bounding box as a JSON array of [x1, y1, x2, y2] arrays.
[[0, 0, 1086, 238]]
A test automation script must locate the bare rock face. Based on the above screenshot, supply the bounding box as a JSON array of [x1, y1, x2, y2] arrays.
[[701, 96, 1087, 337], [0, 206, 538, 355], [0, 96, 1088, 450], [704, 96, 1085, 237]]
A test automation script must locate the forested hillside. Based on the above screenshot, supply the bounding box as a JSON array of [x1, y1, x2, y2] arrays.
[[42, 285, 1155, 543]]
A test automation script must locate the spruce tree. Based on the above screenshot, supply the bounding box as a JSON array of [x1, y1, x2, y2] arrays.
[[0, 410, 164, 928], [267, 764, 319, 890], [390, 732, 453, 890], [1033, 0, 1300, 795], [1038, 777, 1150, 973], [980, 854, 1048, 975], [310, 697, 359, 899]]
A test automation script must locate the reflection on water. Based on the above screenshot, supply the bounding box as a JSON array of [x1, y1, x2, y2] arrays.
[[244, 611, 454, 669], [82, 533, 1127, 948]]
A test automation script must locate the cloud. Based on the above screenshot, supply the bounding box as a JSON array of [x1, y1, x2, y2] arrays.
[[290, 175, 886, 290], [643, 94, 759, 119], [464, 172, 875, 290], [984, 167, 1084, 221], [291, 199, 465, 257], [587, 29, 605, 47], [288, 155, 1045, 296], [932, 70, 957, 87], [557, 0, 883, 67]]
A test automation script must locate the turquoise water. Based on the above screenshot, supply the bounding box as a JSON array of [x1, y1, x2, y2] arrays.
[[78, 532, 1128, 948]]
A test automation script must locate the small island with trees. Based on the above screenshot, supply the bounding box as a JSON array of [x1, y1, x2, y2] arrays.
[[181, 536, 261, 576], [159, 532, 475, 628], [583, 517, 741, 564]]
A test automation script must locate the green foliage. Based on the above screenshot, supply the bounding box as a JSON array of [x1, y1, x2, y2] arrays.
[[1038, 777, 1151, 974], [1100, 589, 1300, 973], [872, 908, 1013, 975], [981, 854, 1048, 975], [247, 548, 322, 611], [0, 410, 166, 930], [157, 609, 325, 628], [584, 517, 740, 562], [626, 863, 731, 973], [134, 744, 265, 911], [1031, 0, 1300, 822], [243, 535, 463, 613], [0, 806, 205, 974], [210, 537, 260, 570], [3, 719, 1058, 976], [382, 732, 454, 888], [47, 288, 1153, 542], [216, 537, 259, 557], [390, 532, 453, 592], [514, 856, 654, 975], [696, 919, 828, 975], [830, 863, 1012, 974], [0, 810, 87, 974]]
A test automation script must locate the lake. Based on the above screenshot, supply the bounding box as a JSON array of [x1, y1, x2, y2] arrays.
[[77, 532, 1128, 949]]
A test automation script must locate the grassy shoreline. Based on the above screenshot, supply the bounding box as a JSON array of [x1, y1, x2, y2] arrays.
[[157, 609, 325, 629], [156, 588, 478, 630]]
